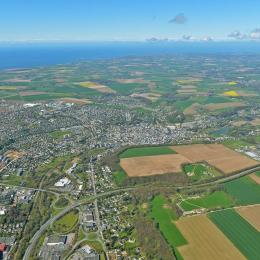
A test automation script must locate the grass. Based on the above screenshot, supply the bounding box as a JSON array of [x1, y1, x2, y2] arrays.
[[77, 227, 86, 241], [54, 197, 69, 208], [224, 176, 260, 205], [84, 240, 104, 253], [113, 170, 127, 186], [222, 139, 249, 149], [209, 209, 260, 260], [183, 163, 220, 182], [150, 195, 187, 247], [119, 146, 175, 158], [50, 130, 71, 139], [180, 191, 234, 211], [88, 232, 98, 240], [52, 209, 78, 233], [255, 171, 260, 177]]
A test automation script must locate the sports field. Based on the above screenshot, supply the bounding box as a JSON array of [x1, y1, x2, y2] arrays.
[[176, 215, 245, 260], [209, 209, 260, 260], [236, 205, 260, 232]]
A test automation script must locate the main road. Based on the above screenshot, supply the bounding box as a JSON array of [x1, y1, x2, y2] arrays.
[[23, 165, 260, 260]]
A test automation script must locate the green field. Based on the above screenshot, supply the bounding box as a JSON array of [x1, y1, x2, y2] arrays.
[[119, 146, 175, 158], [150, 195, 187, 247], [209, 209, 260, 260], [255, 171, 260, 177], [52, 209, 78, 233], [183, 163, 220, 182], [180, 191, 234, 211], [50, 130, 71, 139], [54, 197, 69, 208], [113, 170, 127, 186], [224, 176, 260, 205]]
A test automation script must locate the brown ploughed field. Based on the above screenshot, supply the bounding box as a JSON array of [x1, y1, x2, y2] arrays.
[[176, 215, 246, 260], [236, 205, 260, 231], [171, 144, 259, 174], [120, 154, 191, 177], [249, 173, 260, 184]]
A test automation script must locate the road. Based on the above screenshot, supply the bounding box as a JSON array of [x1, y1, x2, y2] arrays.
[[89, 161, 109, 258], [23, 187, 135, 260], [23, 164, 260, 260], [0, 182, 59, 195]]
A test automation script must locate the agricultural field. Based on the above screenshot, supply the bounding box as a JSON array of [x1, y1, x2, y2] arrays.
[[75, 81, 116, 93], [209, 209, 260, 260], [180, 191, 234, 211], [120, 143, 259, 178], [172, 144, 259, 174], [236, 205, 260, 232], [250, 172, 260, 184], [150, 195, 187, 248], [224, 176, 260, 205], [176, 215, 246, 260], [120, 154, 190, 177], [119, 146, 175, 158]]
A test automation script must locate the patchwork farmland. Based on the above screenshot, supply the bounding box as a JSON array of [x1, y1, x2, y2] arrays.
[[236, 205, 260, 232], [119, 143, 259, 177], [209, 209, 260, 260], [172, 144, 259, 174], [175, 215, 246, 260]]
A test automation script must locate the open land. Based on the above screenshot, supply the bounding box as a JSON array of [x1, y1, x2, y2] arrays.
[[171, 144, 259, 174], [59, 98, 92, 105], [119, 146, 175, 158], [224, 176, 260, 205], [120, 144, 259, 177], [120, 154, 190, 177], [250, 173, 260, 184], [180, 191, 233, 211], [209, 209, 260, 260], [236, 205, 260, 231], [176, 215, 246, 260], [76, 81, 116, 93]]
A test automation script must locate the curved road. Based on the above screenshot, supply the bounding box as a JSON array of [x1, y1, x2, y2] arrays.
[[23, 165, 260, 260]]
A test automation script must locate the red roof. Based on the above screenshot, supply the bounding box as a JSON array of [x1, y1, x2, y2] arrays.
[[0, 243, 6, 252]]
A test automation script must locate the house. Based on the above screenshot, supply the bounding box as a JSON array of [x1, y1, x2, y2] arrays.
[[54, 177, 71, 187]]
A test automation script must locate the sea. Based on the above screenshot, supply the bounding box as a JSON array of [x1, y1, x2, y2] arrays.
[[0, 41, 260, 70]]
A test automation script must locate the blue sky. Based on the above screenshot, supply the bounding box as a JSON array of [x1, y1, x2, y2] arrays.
[[1, 0, 260, 41]]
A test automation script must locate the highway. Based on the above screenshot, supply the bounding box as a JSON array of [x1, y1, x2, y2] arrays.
[[23, 164, 260, 260], [0, 182, 59, 195]]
